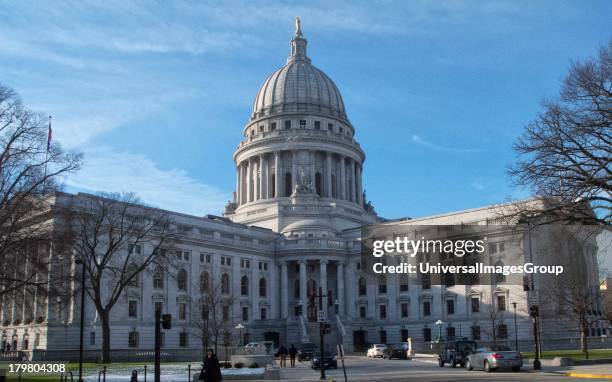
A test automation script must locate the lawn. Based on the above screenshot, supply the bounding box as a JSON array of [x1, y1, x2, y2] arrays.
[[522, 348, 612, 360]]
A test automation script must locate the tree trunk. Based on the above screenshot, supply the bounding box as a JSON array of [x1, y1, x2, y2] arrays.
[[581, 324, 589, 360], [101, 311, 112, 363]]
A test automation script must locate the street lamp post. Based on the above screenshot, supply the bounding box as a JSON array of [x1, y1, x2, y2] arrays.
[[521, 217, 541, 370], [512, 302, 519, 352], [435, 320, 444, 343], [75, 258, 86, 382], [235, 324, 245, 346]]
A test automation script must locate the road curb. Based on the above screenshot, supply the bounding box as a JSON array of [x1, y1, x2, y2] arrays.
[[562, 371, 612, 379]]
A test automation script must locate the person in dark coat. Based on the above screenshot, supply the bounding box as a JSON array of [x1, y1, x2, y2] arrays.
[[289, 344, 297, 367], [199, 349, 222, 381], [278, 344, 288, 368]]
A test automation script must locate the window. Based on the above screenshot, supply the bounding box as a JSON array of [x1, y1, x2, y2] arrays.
[[497, 295, 507, 311], [153, 267, 164, 289], [241, 276, 249, 296], [423, 328, 432, 342], [222, 306, 230, 320], [284, 120, 291, 129], [489, 242, 498, 254], [259, 278, 267, 297], [471, 326, 481, 340], [444, 273, 455, 288], [242, 307, 249, 321], [183, 251, 190, 261], [200, 272, 210, 293], [339, 126, 343, 134], [179, 332, 188, 347], [177, 269, 187, 291], [327, 123, 333, 131], [128, 331, 139, 348], [314, 121, 320, 130], [471, 297, 480, 313], [258, 125, 263, 132], [178, 303, 187, 320], [494, 261, 507, 283], [271, 122, 277, 130], [90, 332, 96, 345], [378, 278, 387, 294], [201, 253, 212, 263], [241, 258, 251, 268], [221, 274, 230, 294], [423, 301, 431, 316], [401, 303, 409, 318], [358, 277, 367, 296], [128, 300, 138, 318], [497, 324, 508, 339], [400, 329, 409, 342], [202, 306, 209, 321], [221, 256, 232, 266], [126, 264, 139, 287], [129, 243, 142, 255], [499, 242, 505, 252], [399, 275, 409, 292], [446, 300, 455, 315], [379, 304, 387, 319], [359, 306, 366, 318], [380, 330, 387, 344], [299, 120, 306, 128], [260, 308, 267, 320], [447, 327, 456, 339], [422, 273, 431, 290]]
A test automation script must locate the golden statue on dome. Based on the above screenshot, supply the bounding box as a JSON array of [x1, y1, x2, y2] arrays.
[[295, 16, 302, 37]]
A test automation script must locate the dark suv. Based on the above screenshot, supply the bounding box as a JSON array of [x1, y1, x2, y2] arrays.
[[383, 343, 410, 359], [438, 339, 478, 368], [297, 343, 316, 361]]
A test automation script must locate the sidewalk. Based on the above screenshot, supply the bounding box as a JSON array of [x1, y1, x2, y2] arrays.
[[525, 363, 612, 379]]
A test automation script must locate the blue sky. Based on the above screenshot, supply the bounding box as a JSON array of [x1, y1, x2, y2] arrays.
[[1, 1, 610, 219]]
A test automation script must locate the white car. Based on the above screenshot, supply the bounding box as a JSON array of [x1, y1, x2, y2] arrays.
[[367, 344, 387, 358], [244, 342, 262, 354]]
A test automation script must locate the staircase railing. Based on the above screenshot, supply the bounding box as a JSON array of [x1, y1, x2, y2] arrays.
[[335, 314, 347, 337], [298, 315, 309, 343]]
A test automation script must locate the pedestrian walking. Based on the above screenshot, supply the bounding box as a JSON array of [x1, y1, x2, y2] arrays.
[[289, 344, 297, 367], [278, 344, 288, 368], [199, 349, 222, 381]]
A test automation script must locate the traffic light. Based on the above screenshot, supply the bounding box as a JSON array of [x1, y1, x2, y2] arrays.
[[161, 314, 172, 329], [529, 305, 539, 318], [320, 323, 331, 334]]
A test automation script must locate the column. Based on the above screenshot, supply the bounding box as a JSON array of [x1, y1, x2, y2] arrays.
[[299, 260, 307, 316], [258, 154, 264, 200], [320, 260, 328, 314], [326, 152, 332, 198], [251, 267, 258, 319], [340, 156, 346, 200], [350, 159, 356, 203], [280, 262, 288, 319], [263, 155, 269, 198], [356, 164, 363, 206], [274, 151, 281, 198], [238, 163, 244, 205], [337, 262, 345, 316], [235, 166, 240, 203], [291, 151, 298, 192], [246, 159, 252, 203], [345, 260, 356, 317], [310, 150, 316, 192]]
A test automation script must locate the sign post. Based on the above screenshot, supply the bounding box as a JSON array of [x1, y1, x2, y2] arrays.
[[337, 344, 348, 382]]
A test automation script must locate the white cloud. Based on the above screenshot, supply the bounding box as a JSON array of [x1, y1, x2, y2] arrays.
[[411, 134, 484, 153], [64, 146, 229, 216]]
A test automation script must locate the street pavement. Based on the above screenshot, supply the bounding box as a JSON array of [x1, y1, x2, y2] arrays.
[[271, 355, 612, 381]]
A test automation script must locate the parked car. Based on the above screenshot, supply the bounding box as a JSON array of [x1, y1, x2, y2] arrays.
[[366, 344, 387, 358], [297, 342, 317, 361], [244, 342, 262, 354], [438, 339, 478, 368], [383, 343, 410, 359], [311, 351, 338, 369], [465, 345, 522, 372]]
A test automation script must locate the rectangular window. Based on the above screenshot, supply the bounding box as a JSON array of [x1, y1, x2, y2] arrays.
[[240, 258, 250, 268], [128, 331, 139, 348], [284, 120, 291, 129], [471, 298, 480, 313], [179, 332, 188, 347], [206, 254, 212, 263], [314, 121, 321, 130], [380, 330, 387, 344], [400, 329, 409, 342], [183, 251, 190, 261], [378, 282, 387, 294], [422, 274, 431, 290], [90, 332, 96, 345], [179, 303, 187, 320], [499, 242, 505, 252], [258, 125, 263, 132], [359, 306, 366, 318], [497, 295, 507, 311], [400, 303, 409, 318], [423, 301, 431, 316], [423, 328, 432, 342], [446, 300, 455, 315], [242, 307, 249, 321], [472, 326, 481, 340], [447, 326, 456, 339], [128, 300, 137, 318], [200, 253, 204, 262], [489, 242, 498, 254], [327, 123, 333, 131], [339, 126, 343, 134], [299, 120, 306, 128], [271, 122, 277, 130], [260, 308, 267, 320], [222, 306, 230, 320], [379, 304, 387, 319]]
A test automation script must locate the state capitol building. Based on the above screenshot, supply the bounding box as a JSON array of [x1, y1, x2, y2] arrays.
[[1, 21, 607, 357]]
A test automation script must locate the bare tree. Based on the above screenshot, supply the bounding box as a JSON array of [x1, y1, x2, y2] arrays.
[[479, 289, 503, 346], [66, 192, 175, 363], [603, 289, 612, 327], [508, 41, 611, 226], [0, 84, 81, 302], [191, 270, 234, 357]]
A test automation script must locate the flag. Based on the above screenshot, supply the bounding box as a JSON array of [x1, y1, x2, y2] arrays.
[[47, 116, 52, 152]]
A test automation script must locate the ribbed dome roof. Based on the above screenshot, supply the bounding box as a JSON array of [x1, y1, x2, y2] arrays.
[[251, 19, 347, 121]]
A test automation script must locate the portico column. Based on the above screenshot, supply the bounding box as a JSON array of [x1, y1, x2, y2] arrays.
[[280, 262, 288, 319], [246, 159, 252, 203], [345, 260, 356, 317], [274, 151, 281, 198], [292, 151, 298, 193], [350, 159, 356, 203], [310, 150, 316, 192], [356, 164, 363, 206], [258, 154, 264, 200], [299, 260, 307, 316], [235, 166, 240, 203], [326, 152, 332, 198], [337, 262, 345, 316], [238, 163, 244, 204], [340, 156, 346, 200], [320, 260, 328, 314]]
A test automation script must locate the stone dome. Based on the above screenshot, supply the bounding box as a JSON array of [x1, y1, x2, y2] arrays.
[[251, 21, 347, 122]]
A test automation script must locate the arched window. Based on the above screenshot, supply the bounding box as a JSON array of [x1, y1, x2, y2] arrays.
[[200, 271, 210, 293], [294, 280, 300, 299], [153, 266, 164, 289], [494, 261, 506, 283], [177, 269, 188, 291], [284, 173, 292, 196], [241, 276, 249, 296], [259, 278, 267, 297], [358, 277, 367, 296], [126, 264, 139, 287], [315, 172, 322, 196], [221, 273, 230, 294]]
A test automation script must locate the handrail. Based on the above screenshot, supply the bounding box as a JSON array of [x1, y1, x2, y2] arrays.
[[335, 315, 346, 337]]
